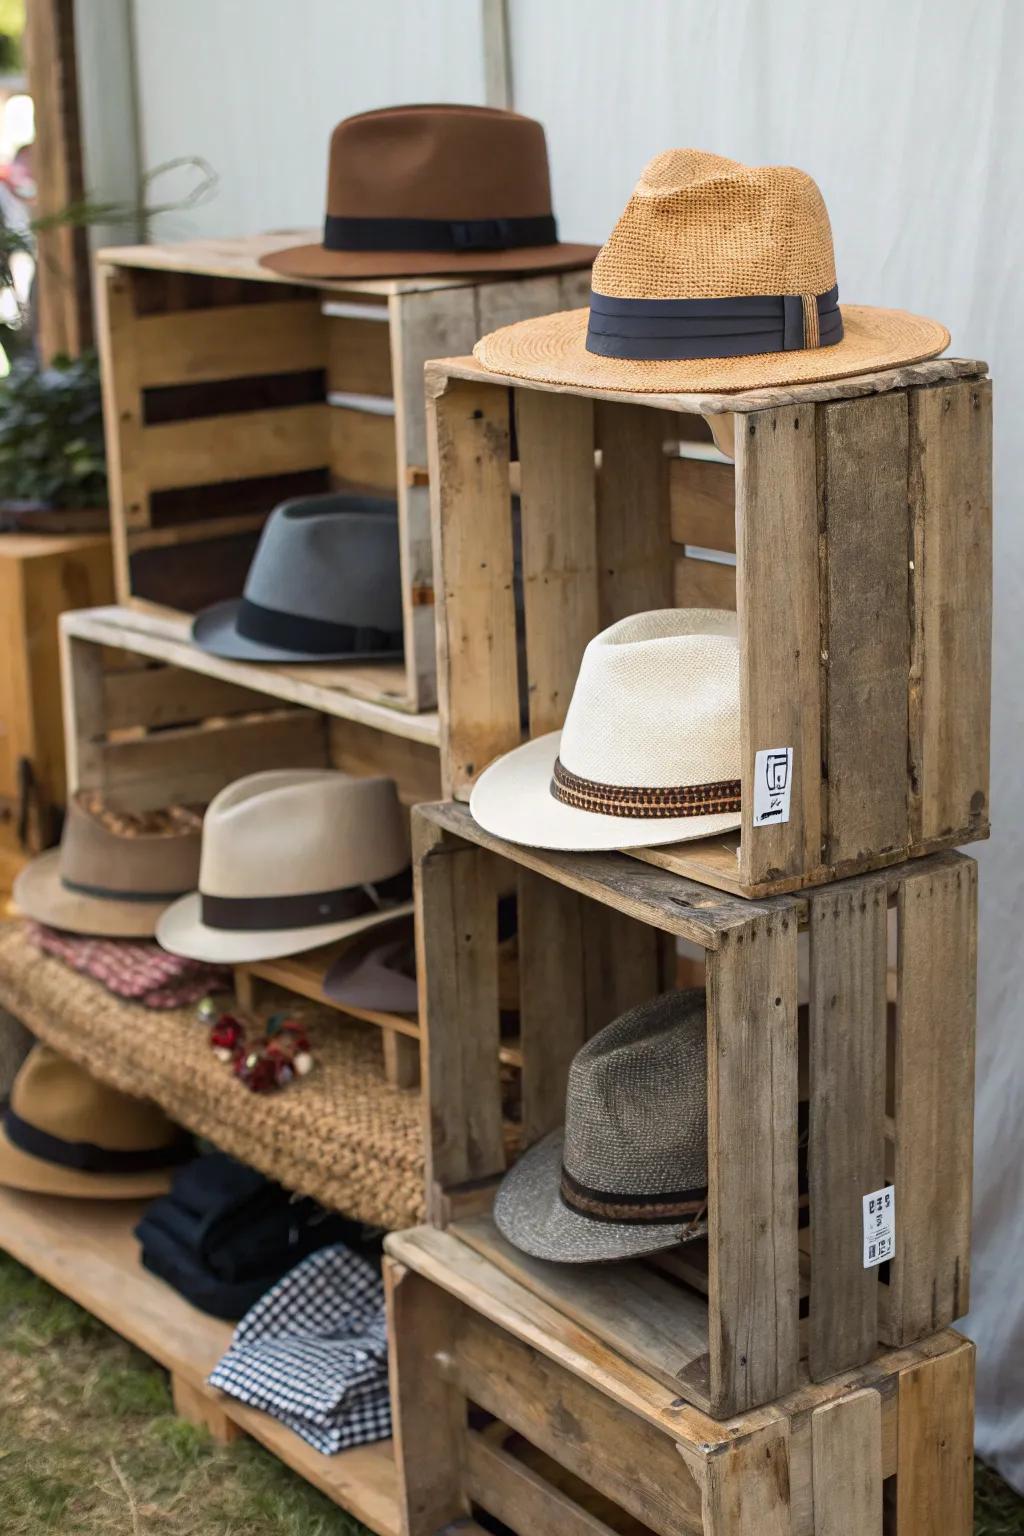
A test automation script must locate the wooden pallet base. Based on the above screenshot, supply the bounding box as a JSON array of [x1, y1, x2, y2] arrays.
[[0, 1186, 400, 1535]]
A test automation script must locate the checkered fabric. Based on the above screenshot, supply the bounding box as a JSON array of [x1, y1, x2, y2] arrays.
[[208, 1243, 391, 1453], [28, 924, 230, 1010]]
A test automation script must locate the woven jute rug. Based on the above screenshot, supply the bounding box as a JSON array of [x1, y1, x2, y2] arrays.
[[0, 922, 424, 1230]]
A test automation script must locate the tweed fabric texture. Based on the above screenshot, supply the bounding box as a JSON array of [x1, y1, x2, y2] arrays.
[[209, 1243, 390, 1453], [474, 148, 949, 391], [0, 922, 424, 1229], [494, 989, 709, 1263]]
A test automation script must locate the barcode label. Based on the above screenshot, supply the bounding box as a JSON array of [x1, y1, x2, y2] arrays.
[[863, 1186, 895, 1268]]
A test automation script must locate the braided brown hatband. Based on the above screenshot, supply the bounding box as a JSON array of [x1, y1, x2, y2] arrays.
[[560, 1166, 709, 1225], [551, 758, 741, 819]]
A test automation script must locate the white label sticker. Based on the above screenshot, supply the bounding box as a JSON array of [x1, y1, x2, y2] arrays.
[[863, 1186, 896, 1268], [752, 747, 793, 827]]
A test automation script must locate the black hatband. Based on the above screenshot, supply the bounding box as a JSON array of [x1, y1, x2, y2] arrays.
[[586, 283, 842, 360], [323, 212, 558, 254], [200, 868, 412, 934], [5, 1108, 191, 1174], [236, 598, 402, 658]]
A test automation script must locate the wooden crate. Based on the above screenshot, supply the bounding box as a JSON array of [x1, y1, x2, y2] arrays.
[[427, 353, 992, 896], [385, 1226, 975, 1536], [95, 233, 591, 714], [0, 533, 113, 885], [413, 801, 977, 1419]]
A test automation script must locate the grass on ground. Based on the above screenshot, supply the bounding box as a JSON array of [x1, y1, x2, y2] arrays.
[[0, 1249, 1022, 1534]]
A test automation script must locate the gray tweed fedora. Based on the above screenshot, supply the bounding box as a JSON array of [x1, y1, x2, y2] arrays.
[[191, 492, 403, 663], [494, 989, 708, 1263]]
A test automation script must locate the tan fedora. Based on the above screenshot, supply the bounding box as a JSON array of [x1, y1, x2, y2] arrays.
[[0, 1044, 188, 1199], [470, 609, 741, 852], [260, 104, 598, 281], [495, 990, 708, 1263], [474, 148, 949, 393], [157, 769, 414, 964], [13, 794, 203, 939]]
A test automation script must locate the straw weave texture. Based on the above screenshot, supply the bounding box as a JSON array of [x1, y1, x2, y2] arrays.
[[0, 922, 424, 1230], [594, 150, 837, 300]]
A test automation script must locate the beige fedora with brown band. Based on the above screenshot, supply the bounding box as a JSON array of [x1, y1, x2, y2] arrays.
[[13, 795, 203, 939], [0, 1044, 189, 1199], [475, 148, 950, 393], [157, 769, 413, 964], [260, 103, 598, 281]]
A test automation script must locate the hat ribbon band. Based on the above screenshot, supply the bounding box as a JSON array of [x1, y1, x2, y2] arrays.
[[552, 758, 741, 819], [236, 598, 402, 658], [4, 1107, 191, 1174], [200, 867, 412, 934], [60, 875, 191, 903], [561, 1166, 709, 1225], [324, 211, 558, 254], [586, 283, 842, 361]]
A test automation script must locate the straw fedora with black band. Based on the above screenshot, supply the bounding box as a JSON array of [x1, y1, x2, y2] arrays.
[[474, 148, 950, 393], [157, 770, 414, 964], [0, 1044, 190, 1199], [191, 493, 403, 664], [260, 104, 598, 282], [470, 609, 741, 852], [495, 990, 708, 1263], [13, 795, 203, 939]]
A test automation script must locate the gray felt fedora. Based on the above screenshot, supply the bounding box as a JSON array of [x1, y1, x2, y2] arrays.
[[494, 989, 708, 1263], [191, 492, 404, 663]]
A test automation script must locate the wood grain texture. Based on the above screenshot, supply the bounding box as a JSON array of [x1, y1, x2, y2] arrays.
[[594, 401, 674, 625], [669, 457, 736, 551], [414, 817, 505, 1209], [821, 393, 910, 867], [909, 379, 993, 844], [96, 267, 149, 583], [326, 312, 393, 398], [706, 909, 801, 1415], [428, 376, 518, 797], [135, 299, 326, 388], [735, 404, 822, 890], [701, 1423, 792, 1536], [807, 878, 888, 1380], [896, 1338, 974, 1536], [517, 870, 587, 1147], [141, 404, 329, 491], [810, 1389, 882, 1535], [673, 554, 737, 610], [888, 857, 977, 1341], [329, 404, 398, 491], [465, 1432, 621, 1536], [516, 389, 599, 736], [581, 903, 668, 1036]]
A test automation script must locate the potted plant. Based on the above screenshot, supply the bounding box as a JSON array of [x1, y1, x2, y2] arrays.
[[0, 349, 107, 530]]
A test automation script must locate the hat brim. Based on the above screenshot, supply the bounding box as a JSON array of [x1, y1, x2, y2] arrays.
[[13, 849, 169, 939], [155, 893, 415, 965], [473, 304, 951, 393], [469, 732, 741, 852], [259, 241, 599, 282], [494, 1130, 705, 1263], [322, 932, 418, 1014], [191, 600, 403, 665], [0, 1125, 176, 1199]]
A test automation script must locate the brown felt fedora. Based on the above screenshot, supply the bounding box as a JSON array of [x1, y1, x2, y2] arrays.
[[260, 104, 598, 281], [13, 794, 203, 939], [0, 1044, 189, 1199]]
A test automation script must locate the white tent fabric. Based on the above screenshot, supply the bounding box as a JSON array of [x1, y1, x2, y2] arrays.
[[119, 0, 1024, 1491]]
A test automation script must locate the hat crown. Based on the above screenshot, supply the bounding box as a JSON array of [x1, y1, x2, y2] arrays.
[[197, 770, 409, 901], [558, 609, 740, 790], [59, 795, 202, 898], [243, 493, 403, 633], [11, 1045, 179, 1153], [325, 103, 554, 223], [562, 991, 707, 1198], [593, 148, 837, 301]]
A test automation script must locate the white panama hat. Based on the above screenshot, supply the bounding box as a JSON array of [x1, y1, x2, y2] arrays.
[[157, 769, 413, 964], [469, 609, 741, 852]]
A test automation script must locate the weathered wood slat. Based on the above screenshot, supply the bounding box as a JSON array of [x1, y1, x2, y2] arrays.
[[735, 404, 822, 890], [669, 456, 736, 551], [811, 1390, 882, 1535], [673, 554, 737, 610], [327, 312, 393, 398], [581, 903, 669, 1035], [135, 299, 326, 388], [594, 401, 674, 624], [909, 379, 993, 843], [517, 871, 587, 1147], [706, 909, 801, 1414], [516, 389, 599, 736], [701, 1422, 792, 1536], [896, 1338, 974, 1536], [888, 857, 976, 1341], [808, 879, 887, 1379], [140, 403, 329, 491], [821, 393, 910, 867], [329, 404, 398, 490], [465, 1432, 620, 1536], [428, 376, 518, 798]]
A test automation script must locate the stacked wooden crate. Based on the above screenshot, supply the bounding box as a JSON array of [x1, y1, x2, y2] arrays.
[[384, 351, 992, 1531]]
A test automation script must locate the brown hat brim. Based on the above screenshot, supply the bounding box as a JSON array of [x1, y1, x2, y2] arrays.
[[259, 240, 598, 281], [0, 1124, 175, 1199], [13, 850, 170, 939], [474, 303, 950, 394]]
